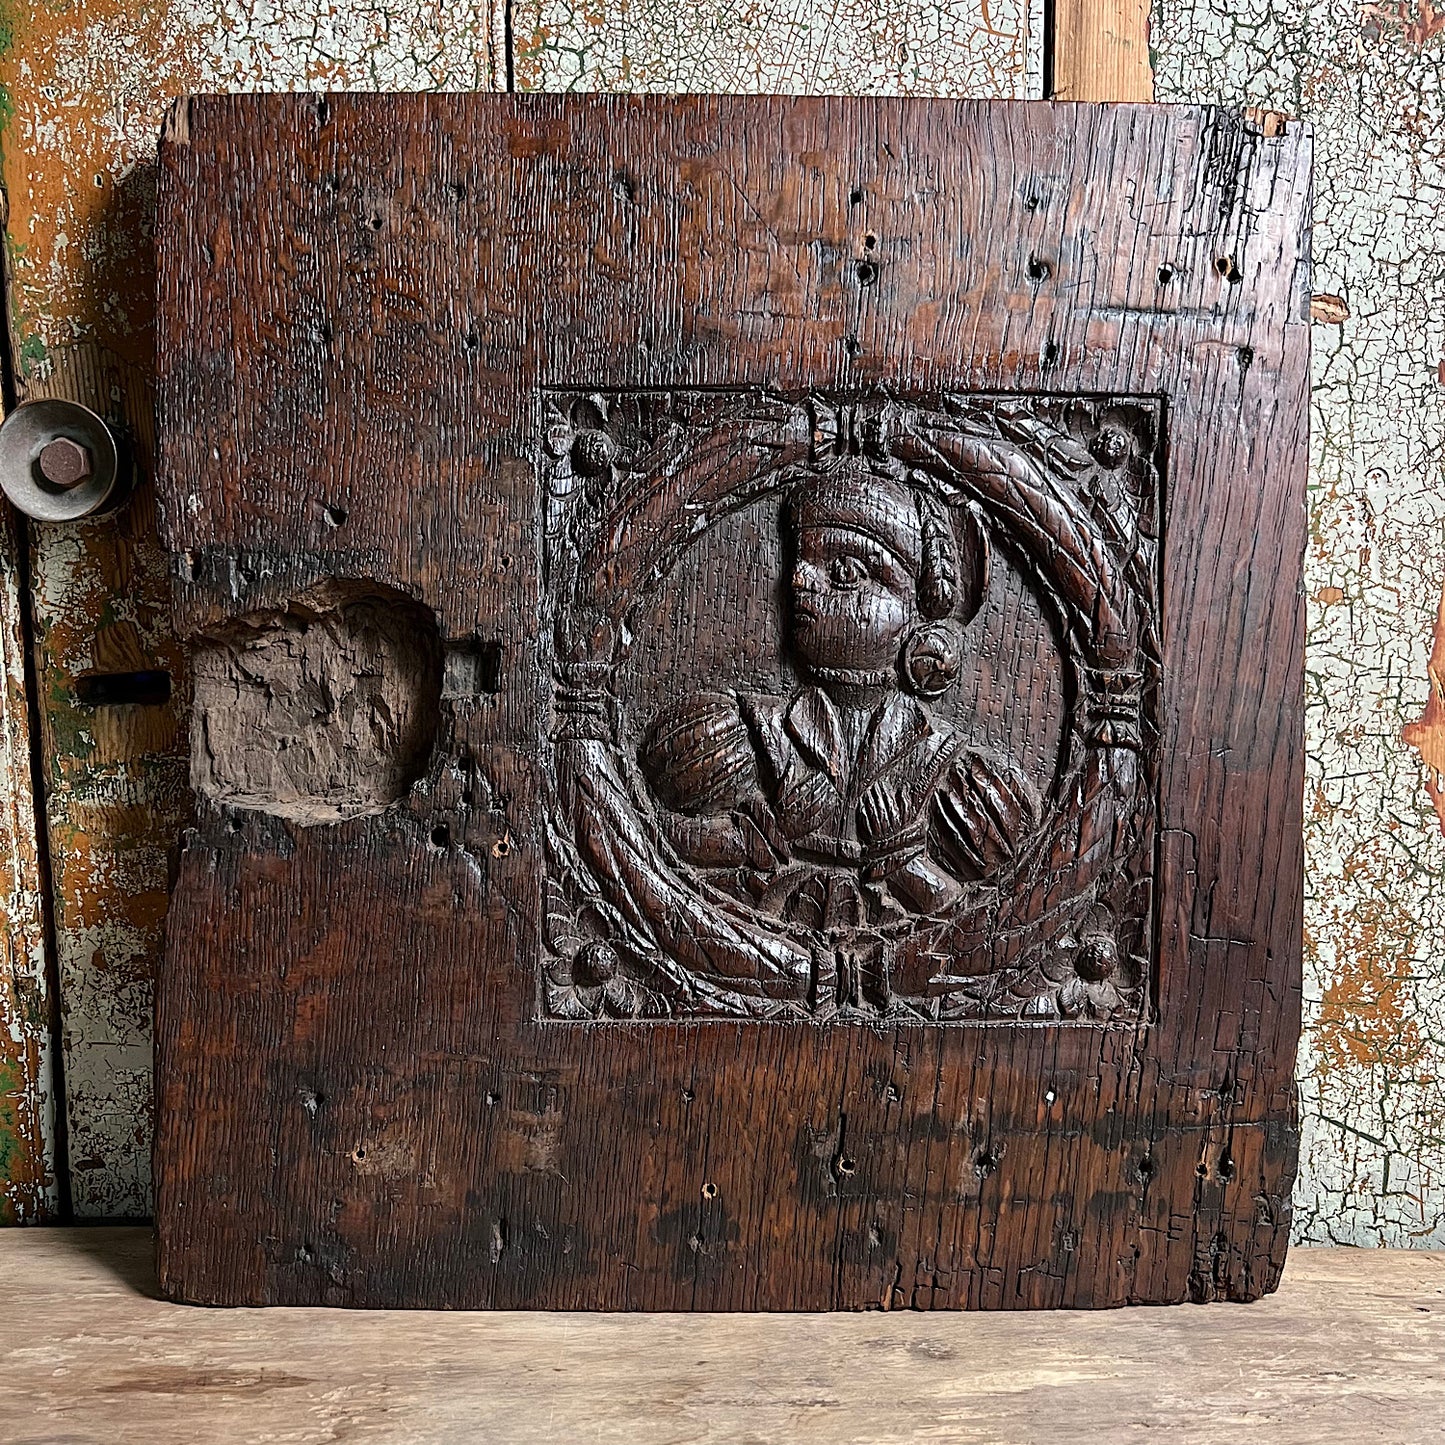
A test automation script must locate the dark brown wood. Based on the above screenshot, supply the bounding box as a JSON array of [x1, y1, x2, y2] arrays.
[[152, 95, 1310, 1310]]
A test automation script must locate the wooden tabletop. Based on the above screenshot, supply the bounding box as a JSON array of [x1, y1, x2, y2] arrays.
[[2, 1229, 1442, 1444]]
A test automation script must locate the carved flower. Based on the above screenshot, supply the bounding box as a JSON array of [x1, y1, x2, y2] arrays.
[[543, 892, 673, 1019], [1037, 909, 1129, 1020]]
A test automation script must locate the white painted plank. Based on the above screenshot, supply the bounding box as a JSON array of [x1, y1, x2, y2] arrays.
[[1153, 0, 1445, 1245]]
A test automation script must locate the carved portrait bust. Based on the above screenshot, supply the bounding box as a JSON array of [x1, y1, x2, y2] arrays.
[[542, 391, 1159, 1025], [638, 463, 1041, 931]]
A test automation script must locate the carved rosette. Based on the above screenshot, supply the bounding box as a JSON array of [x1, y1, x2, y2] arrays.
[[539, 391, 1160, 1024]]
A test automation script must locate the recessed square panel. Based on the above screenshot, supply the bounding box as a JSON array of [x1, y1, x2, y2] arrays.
[[541, 390, 1160, 1024]]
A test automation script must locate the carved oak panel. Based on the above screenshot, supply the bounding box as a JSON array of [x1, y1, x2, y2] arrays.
[[152, 95, 1308, 1312], [542, 391, 1160, 1024]]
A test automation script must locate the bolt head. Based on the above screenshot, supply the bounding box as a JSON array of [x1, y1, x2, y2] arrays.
[[38, 436, 94, 489]]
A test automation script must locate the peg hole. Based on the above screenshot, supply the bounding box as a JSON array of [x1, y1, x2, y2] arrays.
[[75, 670, 172, 708], [854, 259, 878, 287], [430, 823, 451, 849], [701, 1181, 718, 1201]]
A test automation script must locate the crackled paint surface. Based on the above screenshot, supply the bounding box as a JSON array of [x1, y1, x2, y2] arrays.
[[513, 0, 1039, 95], [0, 506, 56, 1222], [0, 2, 507, 1217], [1155, 0, 1445, 1245]]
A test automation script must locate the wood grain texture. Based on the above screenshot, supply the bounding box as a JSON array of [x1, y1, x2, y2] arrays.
[[1152, 0, 1445, 1247], [1051, 0, 1153, 101], [153, 94, 1308, 1310], [4, 1231, 1444, 1443], [0, 501, 58, 1223], [0, 0, 506, 1221]]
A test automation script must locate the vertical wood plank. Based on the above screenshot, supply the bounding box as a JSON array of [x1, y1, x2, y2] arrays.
[[1153, 0, 1445, 1246], [0, 500, 58, 1223], [1051, 0, 1154, 101], [0, 2, 505, 1220]]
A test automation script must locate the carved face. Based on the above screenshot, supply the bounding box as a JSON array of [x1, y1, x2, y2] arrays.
[[790, 523, 917, 675]]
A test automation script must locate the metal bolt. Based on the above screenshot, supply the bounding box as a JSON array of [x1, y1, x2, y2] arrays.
[[37, 437, 94, 490]]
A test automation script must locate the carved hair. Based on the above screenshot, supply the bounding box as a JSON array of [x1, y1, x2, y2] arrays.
[[915, 489, 960, 622]]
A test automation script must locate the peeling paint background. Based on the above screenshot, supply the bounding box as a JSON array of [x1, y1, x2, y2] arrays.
[[1154, 0, 1445, 1244], [0, 4, 1035, 1221]]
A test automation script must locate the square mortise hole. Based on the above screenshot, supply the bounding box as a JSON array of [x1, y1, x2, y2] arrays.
[[443, 639, 502, 697]]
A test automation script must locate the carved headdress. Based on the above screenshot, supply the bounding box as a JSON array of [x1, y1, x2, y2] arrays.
[[787, 464, 989, 696]]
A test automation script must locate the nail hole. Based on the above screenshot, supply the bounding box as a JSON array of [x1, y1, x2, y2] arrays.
[[1218, 1155, 1236, 1181], [681, 1088, 695, 1103], [350, 1145, 366, 1162], [228, 815, 245, 834], [366, 211, 384, 232], [835, 1154, 856, 1176], [447, 181, 466, 202], [485, 1091, 501, 1107], [492, 837, 512, 858], [1215, 255, 1242, 283], [975, 1151, 998, 1178], [1157, 264, 1175, 285], [1197, 1160, 1210, 1178], [498, 554, 513, 572], [700, 1181, 718, 1200], [849, 187, 864, 205], [1041, 341, 1059, 369], [843, 334, 860, 358], [1023, 193, 1042, 212], [1138, 1154, 1156, 1181], [1238, 345, 1255, 370], [430, 823, 451, 848], [75, 670, 172, 708], [324, 504, 348, 528], [864, 232, 877, 250], [854, 259, 878, 287], [1027, 254, 1052, 282]]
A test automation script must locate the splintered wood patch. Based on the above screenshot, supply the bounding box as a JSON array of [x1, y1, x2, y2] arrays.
[[190, 583, 442, 824]]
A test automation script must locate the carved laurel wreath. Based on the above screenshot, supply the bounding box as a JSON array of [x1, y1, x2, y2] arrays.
[[540, 393, 1159, 1024]]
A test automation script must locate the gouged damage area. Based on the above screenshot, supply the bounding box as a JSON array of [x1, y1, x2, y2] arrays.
[[513, 0, 1037, 96], [192, 585, 443, 825], [1154, 0, 1445, 1245], [0, 3, 506, 1217]]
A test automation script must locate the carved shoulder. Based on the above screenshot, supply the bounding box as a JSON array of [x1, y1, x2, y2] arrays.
[[639, 691, 761, 817], [930, 748, 1043, 880]]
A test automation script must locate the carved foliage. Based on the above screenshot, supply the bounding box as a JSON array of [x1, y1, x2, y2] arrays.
[[540, 392, 1161, 1024]]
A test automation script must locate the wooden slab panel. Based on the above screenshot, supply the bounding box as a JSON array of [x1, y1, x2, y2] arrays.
[[153, 95, 1308, 1309]]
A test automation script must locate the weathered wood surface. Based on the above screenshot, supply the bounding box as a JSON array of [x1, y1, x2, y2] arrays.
[[1153, 0, 1445, 1246], [0, 0, 1033, 1227], [512, 0, 1039, 96], [2, 1231, 1443, 1444], [0, 502, 57, 1223], [152, 94, 1307, 1309]]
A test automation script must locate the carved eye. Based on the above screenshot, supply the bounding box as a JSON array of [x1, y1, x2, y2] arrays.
[[829, 554, 869, 588]]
